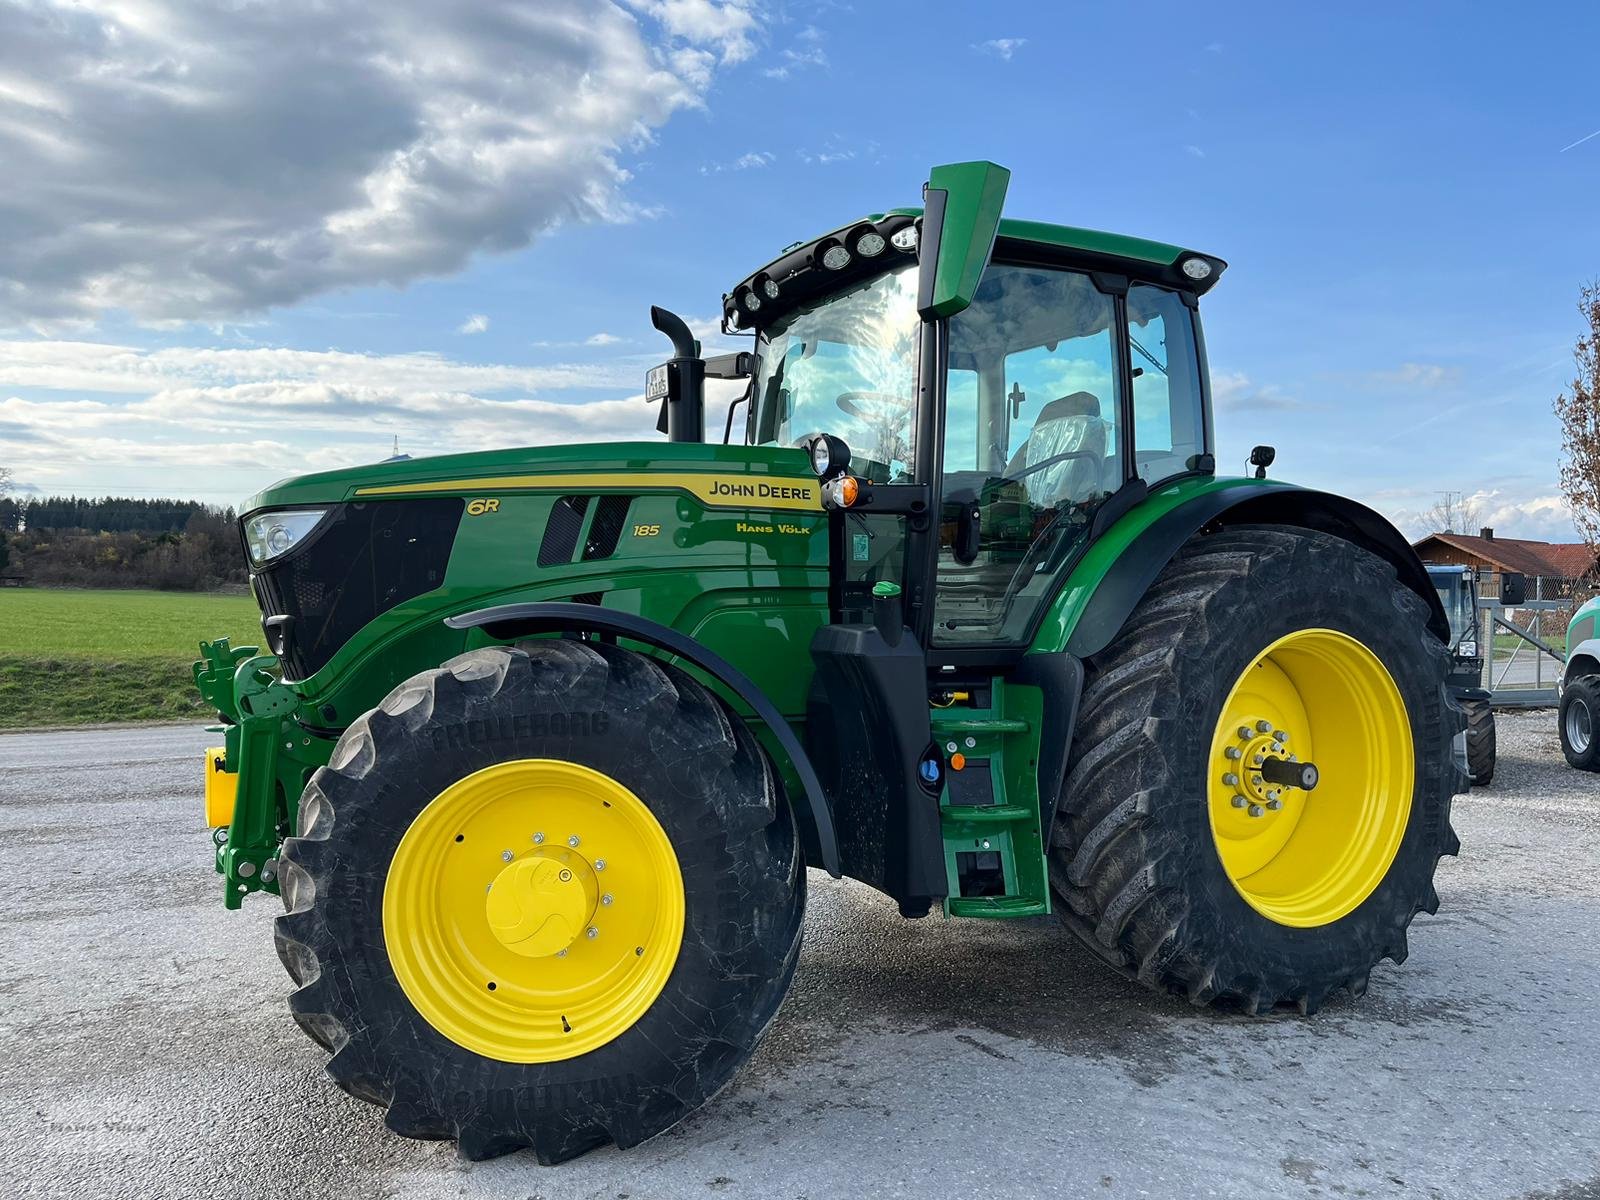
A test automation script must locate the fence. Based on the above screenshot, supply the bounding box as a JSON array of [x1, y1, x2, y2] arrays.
[[1478, 575, 1578, 707]]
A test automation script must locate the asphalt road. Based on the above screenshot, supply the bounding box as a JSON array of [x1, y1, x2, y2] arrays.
[[2, 714, 1597, 1200]]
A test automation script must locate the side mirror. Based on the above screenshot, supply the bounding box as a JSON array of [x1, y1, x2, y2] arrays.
[[918, 161, 1011, 320], [1498, 571, 1527, 607]]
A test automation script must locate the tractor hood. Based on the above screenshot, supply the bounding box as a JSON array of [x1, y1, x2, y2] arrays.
[[240, 441, 818, 516]]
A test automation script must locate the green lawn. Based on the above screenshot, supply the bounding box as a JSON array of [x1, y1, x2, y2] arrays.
[[0, 588, 261, 727]]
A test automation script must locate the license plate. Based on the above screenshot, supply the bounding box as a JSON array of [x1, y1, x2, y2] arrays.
[[645, 364, 670, 402]]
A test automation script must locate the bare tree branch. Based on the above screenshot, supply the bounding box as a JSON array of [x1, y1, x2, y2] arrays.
[[1556, 281, 1600, 553], [1423, 490, 1484, 535]]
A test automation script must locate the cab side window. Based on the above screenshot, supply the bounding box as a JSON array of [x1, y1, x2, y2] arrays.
[[1126, 285, 1206, 485]]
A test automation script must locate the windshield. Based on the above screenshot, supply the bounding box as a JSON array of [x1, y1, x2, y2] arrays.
[[750, 265, 920, 482], [1431, 572, 1476, 647]]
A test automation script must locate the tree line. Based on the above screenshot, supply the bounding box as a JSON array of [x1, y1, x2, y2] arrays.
[[0, 479, 247, 591]]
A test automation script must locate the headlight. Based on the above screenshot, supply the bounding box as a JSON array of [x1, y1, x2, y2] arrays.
[[1458, 640, 1477, 658], [244, 508, 329, 565]]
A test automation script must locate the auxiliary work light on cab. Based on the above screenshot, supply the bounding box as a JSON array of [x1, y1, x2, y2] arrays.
[[244, 508, 329, 565], [806, 433, 852, 482]]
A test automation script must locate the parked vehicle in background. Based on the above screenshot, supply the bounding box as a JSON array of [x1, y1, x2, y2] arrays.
[[1560, 594, 1600, 771], [1426, 564, 1499, 785]]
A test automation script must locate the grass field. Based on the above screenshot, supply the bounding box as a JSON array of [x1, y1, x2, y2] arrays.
[[1, 588, 261, 728]]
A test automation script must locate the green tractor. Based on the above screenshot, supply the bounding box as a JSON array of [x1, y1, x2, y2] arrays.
[[1561, 593, 1600, 770], [195, 161, 1465, 1163], [1425, 563, 1502, 785]]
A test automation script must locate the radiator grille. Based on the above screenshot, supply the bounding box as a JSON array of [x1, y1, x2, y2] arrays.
[[537, 495, 590, 567], [583, 495, 633, 561]]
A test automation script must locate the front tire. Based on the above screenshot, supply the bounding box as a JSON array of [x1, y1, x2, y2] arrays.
[[1560, 676, 1600, 771], [274, 640, 804, 1163], [1464, 697, 1496, 786], [1050, 526, 1464, 1013]]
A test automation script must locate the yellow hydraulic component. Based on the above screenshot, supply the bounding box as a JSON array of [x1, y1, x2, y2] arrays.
[[203, 747, 237, 828], [1207, 628, 1413, 927], [383, 759, 685, 1063]]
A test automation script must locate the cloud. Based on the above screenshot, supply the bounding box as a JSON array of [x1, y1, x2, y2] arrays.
[[0, 0, 756, 328], [586, 332, 623, 345], [763, 46, 828, 79], [973, 38, 1026, 60], [0, 337, 661, 495], [700, 150, 775, 174], [1376, 486, 1578, 542], [458, 314, 490, 335], [1184, 145, 1206, 159], [1370, 362, 1462, 389], [1211, 370, 1305, 412]]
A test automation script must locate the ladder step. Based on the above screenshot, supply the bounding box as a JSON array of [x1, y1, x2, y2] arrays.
[[941, 803, 1035, 823], [947, 896, 1050, 919], [929, 717, 1030, 734]]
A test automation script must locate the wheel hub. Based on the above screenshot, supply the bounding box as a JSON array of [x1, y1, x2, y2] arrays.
[[484, 849, 599, 958], [383, 758, 685, 1063], [1207, 628, 1413, 928]]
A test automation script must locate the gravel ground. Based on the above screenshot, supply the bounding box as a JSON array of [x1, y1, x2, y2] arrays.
[[1, 711, 1596, 1200]]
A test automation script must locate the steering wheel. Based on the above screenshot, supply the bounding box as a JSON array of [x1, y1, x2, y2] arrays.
[[836, 391, 911, 419], [997, 449, 1100, 489]]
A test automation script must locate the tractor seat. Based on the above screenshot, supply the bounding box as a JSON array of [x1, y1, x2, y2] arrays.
[[1006, 391, 1110, 507]]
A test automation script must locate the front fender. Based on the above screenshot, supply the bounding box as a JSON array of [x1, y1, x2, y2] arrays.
[[444, 602, 841, 878], [1033, 478, 1449, 660]]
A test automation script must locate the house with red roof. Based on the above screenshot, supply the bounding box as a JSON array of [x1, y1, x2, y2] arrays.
[[1411, 528, 1599, 598]]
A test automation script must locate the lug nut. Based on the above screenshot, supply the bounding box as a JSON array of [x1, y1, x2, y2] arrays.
[[1256, 720, 1273, 733], [1225, 746, 1242, 760], [556, 948, 568, 957], [1267, 789, 1281, 802], [532, 832, 545, 845], [586, 926, 598, 939], [1267, 799, 1283, 811], [1237, 726, 1254, 740], [1276, 731, 1289, 742], [567, 835, 580, 848], [1222, 772, 1240, 787], [1231, 795, 1247, 808], [1252, 753, 1264, 765], [1248, 804, 1264, 818], [601, 893, 613, 906], [594, 858, 606, 871], [501, 849, 514, 863]]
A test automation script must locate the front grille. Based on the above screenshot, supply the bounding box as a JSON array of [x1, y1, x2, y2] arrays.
[[249, 498, 463, 680]]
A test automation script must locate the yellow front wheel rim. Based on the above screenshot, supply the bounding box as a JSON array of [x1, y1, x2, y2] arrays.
[[1208, 628, 1413, 927], [383, 759, 685, 1063]]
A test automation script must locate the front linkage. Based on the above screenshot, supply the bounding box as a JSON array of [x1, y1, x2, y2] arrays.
[[195, 638, 329, 908]]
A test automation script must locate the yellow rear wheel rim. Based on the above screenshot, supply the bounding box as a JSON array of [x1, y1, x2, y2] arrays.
[[383, 759, 685, 1063], [1208, 628, 1413, 927]]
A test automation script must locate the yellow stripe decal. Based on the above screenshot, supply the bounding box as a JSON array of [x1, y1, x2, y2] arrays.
[[353, 472, 822, 512]]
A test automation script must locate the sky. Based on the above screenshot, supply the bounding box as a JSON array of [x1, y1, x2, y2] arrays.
[[1, 0, 1597, 541]]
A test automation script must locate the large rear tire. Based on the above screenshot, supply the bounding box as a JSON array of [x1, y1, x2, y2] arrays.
[[274, 641, 804, 1163], [1464, 697, 1496, 786], [1050, 526, 1464, 1013]]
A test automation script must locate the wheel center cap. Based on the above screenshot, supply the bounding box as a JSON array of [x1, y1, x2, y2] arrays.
[[484, 850, 598, 958]]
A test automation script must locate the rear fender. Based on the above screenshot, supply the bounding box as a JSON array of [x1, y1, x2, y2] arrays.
[[444, 602, 841, 878], [1058, 481, 1450, 660]]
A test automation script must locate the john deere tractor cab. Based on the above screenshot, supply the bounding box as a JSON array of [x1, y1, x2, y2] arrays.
[[1425, 563, 1509, 785], [194, 161, 1464, 1165]]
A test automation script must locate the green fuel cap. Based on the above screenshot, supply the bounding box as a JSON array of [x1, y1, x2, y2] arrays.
[[871, 581, 902, 598]]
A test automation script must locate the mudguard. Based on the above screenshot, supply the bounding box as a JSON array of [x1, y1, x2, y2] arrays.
[[444, 602, 841, 878], [1063, 481, 1451, 659]]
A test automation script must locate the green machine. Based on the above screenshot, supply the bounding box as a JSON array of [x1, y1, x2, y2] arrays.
[[194, 161, 1465, 1163], [1560, 593, 1600, 770]]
